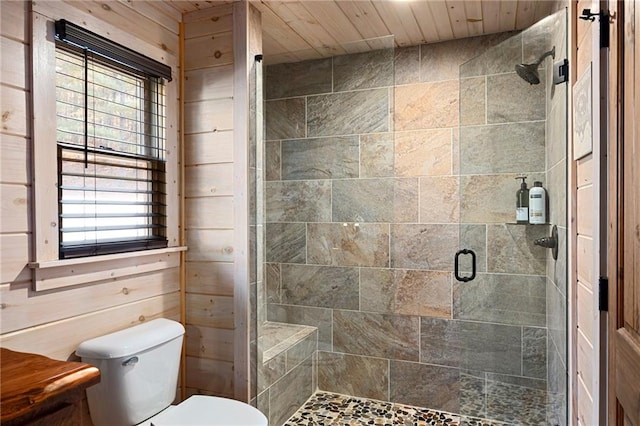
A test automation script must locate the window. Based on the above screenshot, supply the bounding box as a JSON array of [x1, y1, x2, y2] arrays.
[[54, 20, 171, 259]]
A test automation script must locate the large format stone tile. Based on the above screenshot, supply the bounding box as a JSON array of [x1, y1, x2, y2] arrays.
[[547, 278, 566, 363], [389, 361, 460, 413], [486, 73, 546, 124], [318, 351, 389, 401], [546, 86, 567, 169], [523, 327, 547, 379], [390, 224, 458, 270], [266, 180, 331, 222], [265, 223, 306, 264], [459, 32, 522, 78], [266, 263, 281, 304], [420, 317, 463, 368], [547, 161, 567, 227], [285, 331, 317, 372], [332, 178, 418, 223], [360, 268, 452, 318], [459, 122, 546, 174], [424, 32, 517, 81], [265, 98, 305, 141], [281, 136, 359, 180], [269, 356, 313, 426], [459, 371, 487, 418], [486, 224, 547, 275], [522, 15, 554, 65], [394, 129, 452, 176], [485, 372, 547, 390], [460, 321, 523, 375], [333, 310, 419, 361], [459, 224, 487, 273], [281, 264, 359, 310], [460, 77, 486, 126], [258, 350, 286, 393], [360, 133, 394, 178], [419, 176, 459, 223], [484, 375, 548, 425], [307, 223, 390, 267], [460, 173, 545, 224], [547, 226, 567, 296], [266, 58, 332, 99], [265, 141, 281, 181], [394, 81, 459, 130], [334, 49, 394, 91], [394, 45, 420, 85], [267, 304, 333, 351], [307, 89, 389, 137], [420, 318, 523, 375], [453, 273, 546, 327]]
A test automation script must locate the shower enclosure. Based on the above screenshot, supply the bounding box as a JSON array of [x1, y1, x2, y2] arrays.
[[253, 9, 567, 426]]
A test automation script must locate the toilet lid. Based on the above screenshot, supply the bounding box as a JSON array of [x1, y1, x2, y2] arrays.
[[149, 395, 268, 426]]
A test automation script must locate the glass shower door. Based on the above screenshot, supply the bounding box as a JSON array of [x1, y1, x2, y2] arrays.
[[456, 9, 568, 425]]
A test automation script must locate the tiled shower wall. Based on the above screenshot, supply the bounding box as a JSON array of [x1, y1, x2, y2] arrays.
[[264, 23, 565, 423]]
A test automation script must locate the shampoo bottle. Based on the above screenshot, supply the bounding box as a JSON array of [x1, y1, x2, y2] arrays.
[[515, 176, 529, 223], [529, 181, 546, 224]]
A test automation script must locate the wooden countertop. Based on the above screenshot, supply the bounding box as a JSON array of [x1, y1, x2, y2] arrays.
[[1, 347, 101, 424]]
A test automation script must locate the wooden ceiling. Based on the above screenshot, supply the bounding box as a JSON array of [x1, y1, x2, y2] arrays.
[[165, 1, 556, 64]]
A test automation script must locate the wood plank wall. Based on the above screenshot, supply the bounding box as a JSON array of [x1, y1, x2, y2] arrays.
[[0, 1, 182, 364], [182, 4, 237, 399], [574, 0, 598, 424]]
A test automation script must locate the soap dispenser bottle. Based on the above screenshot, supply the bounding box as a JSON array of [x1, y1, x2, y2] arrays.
[[515, 176, 529, 223], [529, 181, 547, 224]]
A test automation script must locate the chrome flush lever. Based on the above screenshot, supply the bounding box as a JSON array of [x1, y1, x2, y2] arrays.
[[122, 356, 139, 367]]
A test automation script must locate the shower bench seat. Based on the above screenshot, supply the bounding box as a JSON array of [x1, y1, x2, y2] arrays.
[[259, 321, 317, 365]]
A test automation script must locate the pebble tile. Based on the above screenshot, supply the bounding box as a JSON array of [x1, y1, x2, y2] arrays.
[[283, 391, 546, 426]]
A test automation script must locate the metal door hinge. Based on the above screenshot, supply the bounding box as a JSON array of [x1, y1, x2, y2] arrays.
[[579, 8, 610, 48], [599, 276, 609, 311]]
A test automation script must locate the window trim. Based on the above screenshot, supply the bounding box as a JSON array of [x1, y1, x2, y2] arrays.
[[30, 9, 181, 291]]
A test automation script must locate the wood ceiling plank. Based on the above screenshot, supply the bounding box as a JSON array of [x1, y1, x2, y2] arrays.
[[372, 0, 424, 47], [464, 0, 484, 37], [408, 2, 442, 44], [299, 1, 365, 47], [515, 0, 536, 29], [166, 1, 200, 13], [262, 1, 347, 56], [533, 0, 553, 23], [481, 0, 501, 34], [427, 1, 455, 40], [446, 0, 470, 39], [498, 0, 518, 32], [335, 1, 390, 41], [251, 1, 317, 55]]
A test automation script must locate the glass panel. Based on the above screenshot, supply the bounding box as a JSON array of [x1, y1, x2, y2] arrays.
[[258, 36, 396, 425], [457, 9, 568, 425]]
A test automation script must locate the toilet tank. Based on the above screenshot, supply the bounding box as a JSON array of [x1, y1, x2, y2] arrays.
[[76, 319, 185, 426]]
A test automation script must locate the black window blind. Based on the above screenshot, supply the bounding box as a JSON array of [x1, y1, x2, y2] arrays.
[[55, 24, 168, 259]]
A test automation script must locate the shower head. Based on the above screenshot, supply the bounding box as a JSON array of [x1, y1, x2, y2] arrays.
[[515, 46, 556, 85]]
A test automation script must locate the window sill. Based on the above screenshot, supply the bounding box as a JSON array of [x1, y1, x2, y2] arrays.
[[28, 246, 187, 291]]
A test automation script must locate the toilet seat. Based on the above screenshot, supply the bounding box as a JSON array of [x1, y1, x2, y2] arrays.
[[145, 395, 268, 426]]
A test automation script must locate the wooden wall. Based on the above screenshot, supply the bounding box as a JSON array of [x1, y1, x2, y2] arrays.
[[0, 1, 181, 362], [182, 4, 237, 399]]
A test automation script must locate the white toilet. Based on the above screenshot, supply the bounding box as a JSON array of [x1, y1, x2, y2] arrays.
[[76, 318, 267, 426]]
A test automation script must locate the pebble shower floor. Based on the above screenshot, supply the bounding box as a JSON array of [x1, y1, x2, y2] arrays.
[[283, 391, 516, 426]]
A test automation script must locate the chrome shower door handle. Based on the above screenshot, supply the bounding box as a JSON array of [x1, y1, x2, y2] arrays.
[[454, 249, 476, 282]]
